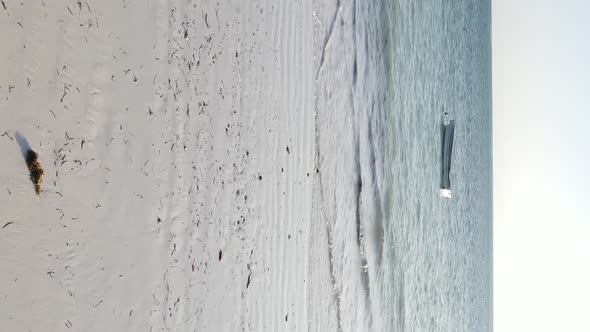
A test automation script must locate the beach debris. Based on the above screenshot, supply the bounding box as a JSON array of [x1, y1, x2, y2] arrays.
[[60, 84, 70, 102], [2, 221, 14, 229], [218, 250, 222, 261], [26, 149, 44, 196], [1, 131, 13, 140]]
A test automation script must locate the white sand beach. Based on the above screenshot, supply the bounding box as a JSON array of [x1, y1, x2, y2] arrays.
[[0, 0, 343, 330]]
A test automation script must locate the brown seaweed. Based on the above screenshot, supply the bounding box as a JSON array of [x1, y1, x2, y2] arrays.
[[26, 149, 44, 196]]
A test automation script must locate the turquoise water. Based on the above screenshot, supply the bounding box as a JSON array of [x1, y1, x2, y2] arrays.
[[314, 0, 492, 330]]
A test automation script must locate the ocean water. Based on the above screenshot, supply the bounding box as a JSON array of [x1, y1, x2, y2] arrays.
[[313, 0, 492, 331]]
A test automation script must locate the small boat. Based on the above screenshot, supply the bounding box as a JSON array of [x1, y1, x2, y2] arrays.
[[440, 119, 455, 198]]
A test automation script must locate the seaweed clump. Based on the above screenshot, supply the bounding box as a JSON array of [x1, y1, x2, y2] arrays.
[[26, 149, 44, 196]]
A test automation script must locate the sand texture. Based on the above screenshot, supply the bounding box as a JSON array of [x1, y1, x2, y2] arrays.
[[0, 0, 341, 331]]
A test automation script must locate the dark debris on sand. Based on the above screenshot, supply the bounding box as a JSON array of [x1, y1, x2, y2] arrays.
[[26, 149, 44, 196]]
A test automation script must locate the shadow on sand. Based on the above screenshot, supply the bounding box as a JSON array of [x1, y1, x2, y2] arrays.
[[15, 131, 32, 161]]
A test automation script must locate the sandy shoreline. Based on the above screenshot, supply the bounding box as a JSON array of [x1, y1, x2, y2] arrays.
[[1, 0, 496, 330], [0, 0, 335, 331]]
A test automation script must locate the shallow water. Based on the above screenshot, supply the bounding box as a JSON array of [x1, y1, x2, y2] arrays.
[[314, 0, 492, 330]]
